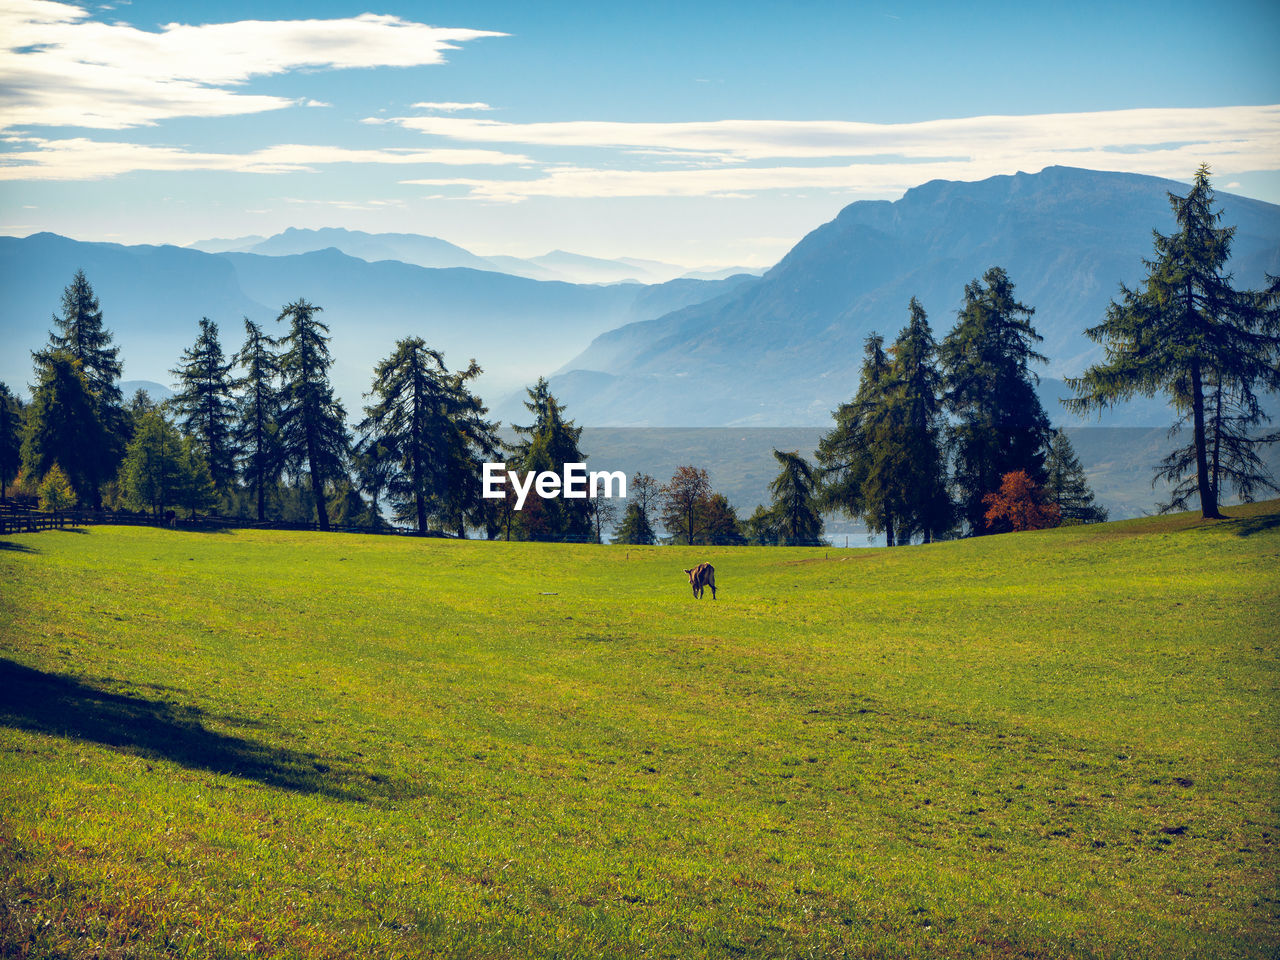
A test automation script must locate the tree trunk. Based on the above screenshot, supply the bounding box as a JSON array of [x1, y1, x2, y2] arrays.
[[885, 513, 894, 548], [305, 424, 330, 531], [1190, 359, 1223, 519]]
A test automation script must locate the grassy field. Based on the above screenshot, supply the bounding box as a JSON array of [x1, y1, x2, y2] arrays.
[[1, 505, 1278, 959]]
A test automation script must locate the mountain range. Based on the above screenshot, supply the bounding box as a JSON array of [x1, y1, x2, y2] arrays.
[[4, 166, 1278, 435], [187, 227, 757, 285], [531, 166, 1280, 426]]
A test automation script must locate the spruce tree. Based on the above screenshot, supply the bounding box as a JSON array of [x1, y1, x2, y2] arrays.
[[887, 299, 953, 541], [509, 378, 591, 542], [171, 317, 237, 497], [940, 267, 1052, 535], [277, 300, 348, 532], [233, 319, 283, 522], [0, 382, 23, 499], [613, 501, 656, 544], [1067, 166, 1280, 519], [768, 449, 824, 545], [362, 338, 499, 536], [21, 353, 112, 506], [1043, 431, 1108, 524]]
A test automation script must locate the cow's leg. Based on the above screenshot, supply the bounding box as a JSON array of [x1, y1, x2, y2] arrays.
[[710, 582, 716, 600]]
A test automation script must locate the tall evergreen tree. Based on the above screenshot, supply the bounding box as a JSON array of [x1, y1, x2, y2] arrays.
[[277, 300, 348, 532], [171, 317, 236, 496], [940, 267, 1052, 535], [40, 270, 122, 407], [1067, 166, 1280, 519], [119, 409, 188, 518], [509, 377, 591, 542], [0, 382, 23, 499], [233, 319, 283, 522], [818, 334, 897, 545], [362, 338, 499, 536], [768, 449, 824, 545], [887, 299, 953, 542], [1043, 431, 1108, 524], [613, 501, 656, 545], [21, 353, 112, 506]]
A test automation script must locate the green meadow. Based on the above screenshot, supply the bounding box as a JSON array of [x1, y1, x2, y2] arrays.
[[1, 507, 1278, 959]]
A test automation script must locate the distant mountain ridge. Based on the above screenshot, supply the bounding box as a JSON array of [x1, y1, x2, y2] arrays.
[[0, 233, 753, 409], [186, 227, 763, 286], [534, 166, 1280, 426]]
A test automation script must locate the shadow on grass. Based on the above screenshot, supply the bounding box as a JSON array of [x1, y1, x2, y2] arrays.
[[1229, 513, 1280, 538], [0, 540, 39, 553], [0, 659, 419, 804]]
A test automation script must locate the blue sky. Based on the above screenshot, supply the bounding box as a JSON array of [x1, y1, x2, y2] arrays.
[[2, 0, 1277, 266]]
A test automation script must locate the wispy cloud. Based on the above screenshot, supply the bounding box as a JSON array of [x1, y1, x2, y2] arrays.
[[0, 1, 504, 130], [0, 137, 531, 180], [410, 101, 493, 113], [396, 105, 1280, 201]]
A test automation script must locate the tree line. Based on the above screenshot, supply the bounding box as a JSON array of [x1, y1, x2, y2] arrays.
[[1, 166, 1275, 544]]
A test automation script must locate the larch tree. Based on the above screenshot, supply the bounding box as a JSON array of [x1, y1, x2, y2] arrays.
[[171, 317, 237, 497], [233, 319, 283, 523], [1067, 166, 1280, 519], [21, 353, 112, 507], [0, 382, 23, 499], [768, 449, 824, 545], [277, 300, 349, 532], [940, 268, 1052, 535], [508, 378, 591, 542]]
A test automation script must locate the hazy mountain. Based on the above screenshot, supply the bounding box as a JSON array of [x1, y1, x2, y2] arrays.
[[185, 228, 700, 285], [542, 167, 1280, 426], [0, 233, 745, 408]]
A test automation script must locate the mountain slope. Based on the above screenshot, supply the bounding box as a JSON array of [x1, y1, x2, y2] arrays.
[[545, 167, 1280, 426], [0, 235, 745, 409]]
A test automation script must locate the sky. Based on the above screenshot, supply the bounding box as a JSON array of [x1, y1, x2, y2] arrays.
[[2, 0, 1278, 268]]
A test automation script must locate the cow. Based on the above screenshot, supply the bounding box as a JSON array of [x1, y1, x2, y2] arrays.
[[684, 562, 716, 600]]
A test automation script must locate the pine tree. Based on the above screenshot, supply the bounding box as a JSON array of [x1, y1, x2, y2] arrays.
[[40, 270, 122, 407], [171, 317, 237, 497], [887, 299, 953, 541], [119, 409, 187, 517], [768, 450, 824, 545], [362, 338, 499, 536], [0, 382, 23, 499], [21, 353, 113, 506], [1067, 166, 1280, 519], [38, 463, 76, 518], [233, 319, 283, 523], [940, 268, 1052, 535], [277, 300, 348, 532], [1043, 431, 1108, 524], [508, 378, 591, 542], [818, 334, 896, 545], [613, 501, 656, 544]]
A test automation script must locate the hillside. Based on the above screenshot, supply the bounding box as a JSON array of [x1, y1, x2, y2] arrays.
[[540, 167, 1280, 426], [2, 505, 1277, 957], [0, 234, 749, 405]]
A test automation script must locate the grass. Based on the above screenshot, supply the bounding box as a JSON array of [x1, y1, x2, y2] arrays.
[[1, 503, 1277, 958]]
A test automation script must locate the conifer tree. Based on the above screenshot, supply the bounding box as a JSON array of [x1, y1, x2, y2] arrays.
[[701, 493, 746, 545], [38, 463, 75, 519], [277, 299, 348, 532], [40, 270, 122, 407], [768, 449, 824, 545], [0, 382, 23, 499], [613, 501, 656, 545], [119, 409, 187, 517], [940, 268, 1051, 535], [818, 334, 896, 545], [21, 353, 112, 506], [233, 319, 283, 523], [1043, 431, 1108, 524], [744, 504, 782, 545], [1067, 166, 1280, 518], [171, 317, 236, 497], [362, 338, 499, 536], [509, 377, 591, 542]]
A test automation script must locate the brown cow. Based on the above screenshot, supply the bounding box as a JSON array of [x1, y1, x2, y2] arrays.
[[683, 562, 716, 600]]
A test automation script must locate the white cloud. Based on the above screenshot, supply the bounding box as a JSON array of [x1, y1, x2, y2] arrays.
[[0, 137, 531, 180], [396, 105, 1280, 201], [410, 101, 493, 112], [0, 1, 504, 130], [389, 105, 1280, 164]]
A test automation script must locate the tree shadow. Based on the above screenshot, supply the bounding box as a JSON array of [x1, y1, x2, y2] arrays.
[[0, 540, 39, 553], [0, 659, 420, 803], [1228, 513, 1280, 538]]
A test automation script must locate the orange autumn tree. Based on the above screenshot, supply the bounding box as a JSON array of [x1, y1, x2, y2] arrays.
[[982, 470, 1061, 533]]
